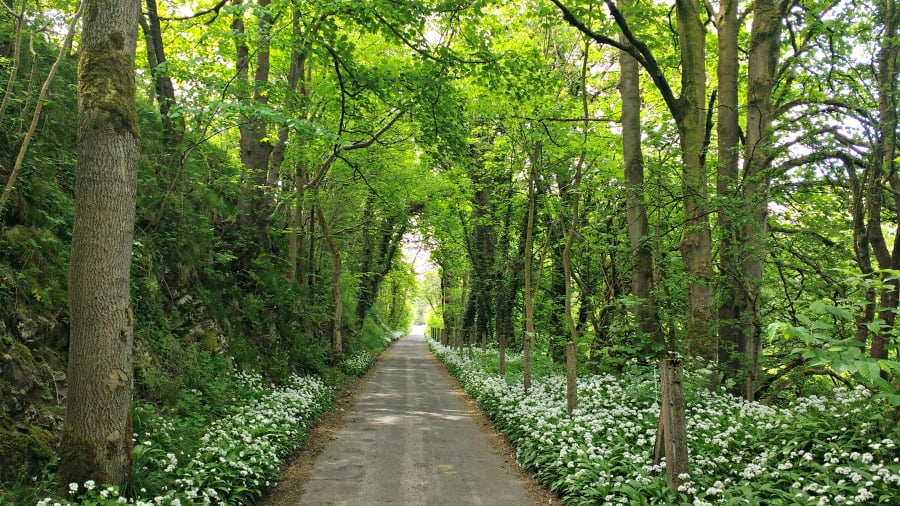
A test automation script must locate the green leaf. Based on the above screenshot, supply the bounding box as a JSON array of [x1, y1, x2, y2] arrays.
[[857, 361, 882, 384]]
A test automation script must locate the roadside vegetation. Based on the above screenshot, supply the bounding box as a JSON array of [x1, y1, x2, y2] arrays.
[[9, 350, 382, 506], [431, 340, 900, 505]]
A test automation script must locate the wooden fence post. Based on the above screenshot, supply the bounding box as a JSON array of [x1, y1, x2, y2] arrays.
[[653, 357, 689, 492]]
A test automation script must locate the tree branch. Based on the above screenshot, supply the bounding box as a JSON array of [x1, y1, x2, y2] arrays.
[[550, 0, 682, 120], [512, 114, 619, 123], [700, 89, 717, 168], [768, 223, 836, 247], [306, 109, 405, 189], [371, 11, 492, 65], [159, 0, 229, 23], [0, 0, 18, 19]]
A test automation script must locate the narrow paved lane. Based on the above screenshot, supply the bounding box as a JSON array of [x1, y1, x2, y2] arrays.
[[297, 331, 537, 505]]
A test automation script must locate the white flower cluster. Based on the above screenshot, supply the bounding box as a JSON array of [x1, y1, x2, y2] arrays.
[[340, 351, 375, 376], [430, 339, 900, 505], [39, 373, 333, 506]]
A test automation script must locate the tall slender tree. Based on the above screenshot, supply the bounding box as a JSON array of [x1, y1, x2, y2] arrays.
[[618, 0, 662, 349], [733, 0, 786, 397]]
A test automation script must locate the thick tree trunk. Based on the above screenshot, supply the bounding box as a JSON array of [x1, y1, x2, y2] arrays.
[[846, 163, 875, 345], [57, 0, 141, 489], [232, 0, 274, 267], [869, 0, 898, 360], [469, 166, 497, 346]]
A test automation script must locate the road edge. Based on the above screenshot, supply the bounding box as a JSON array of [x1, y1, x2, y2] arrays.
[[256, 339, 398, 506], [423, 341, 563, 506]]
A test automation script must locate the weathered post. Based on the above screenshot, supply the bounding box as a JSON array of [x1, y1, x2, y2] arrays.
[[653, 357, 689, 491]]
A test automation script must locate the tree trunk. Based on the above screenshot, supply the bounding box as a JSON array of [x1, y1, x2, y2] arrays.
[[869, 0, 898, 360], [315, 205, 343, 358], [561, 160, 582, 417], [523, 141, 541, 395], [618, 0, 663, 349], [288, 165, 308, 286], [441, 271, 451, 345], [57, 0, 141, 489], [715, 0, 743, 393], [356, 213, 406, 323], [141, 0, 182, 148], [469, 164, 497, 347], [547, 240, 568, 362], [675, 0, 716, 363], [0, 0, 27, 124], [267, 3, 310, 187], [232, 0, 274, 266], [497, 208, 528, 375], [739, 0, 784, 397], [846, 162, 875, 345]]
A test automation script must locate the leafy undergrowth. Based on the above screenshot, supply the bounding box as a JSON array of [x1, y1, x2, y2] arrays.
[[339, 351, 376, 377], [430, 340, 900, 506], [32, 346, 381, 506]]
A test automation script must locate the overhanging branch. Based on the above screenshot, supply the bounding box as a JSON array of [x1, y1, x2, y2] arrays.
[[549, 0, 682, 119]]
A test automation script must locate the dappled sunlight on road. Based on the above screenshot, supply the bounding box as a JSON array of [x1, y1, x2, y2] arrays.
[[298, 333, 537, 505]]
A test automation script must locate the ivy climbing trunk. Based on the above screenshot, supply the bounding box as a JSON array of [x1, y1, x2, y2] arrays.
[[57, 0, 141, 490]]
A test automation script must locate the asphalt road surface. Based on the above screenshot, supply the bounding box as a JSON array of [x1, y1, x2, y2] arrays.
[[297, 331, 537, 505]]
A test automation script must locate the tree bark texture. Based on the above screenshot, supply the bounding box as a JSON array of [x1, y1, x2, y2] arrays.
[[57, 0, 141, 489], [657, 358, 689, 492]]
